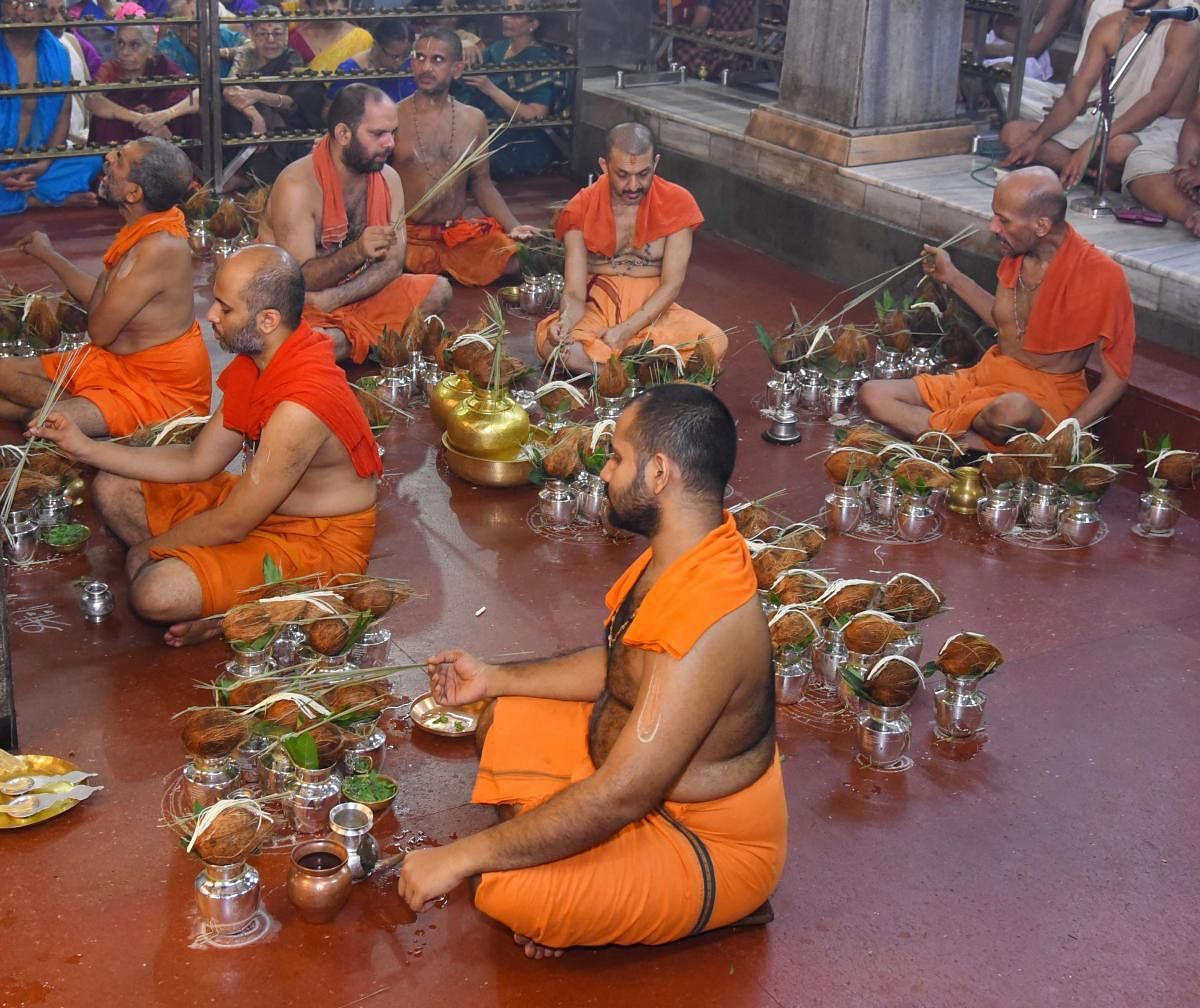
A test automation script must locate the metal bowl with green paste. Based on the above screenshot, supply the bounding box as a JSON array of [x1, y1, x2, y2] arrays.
[[41, 523, 90, 554]]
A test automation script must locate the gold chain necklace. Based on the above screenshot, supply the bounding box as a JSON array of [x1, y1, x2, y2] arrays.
[[410, 97, 455, 182], [1010, 267, 1043, 341]]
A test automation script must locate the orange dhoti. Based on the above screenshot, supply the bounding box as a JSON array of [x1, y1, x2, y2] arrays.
[[143, 472, 376, 615], [39, 322, 212, 437], [471, 695, 787, 948], [304, 273, 441, 364], [914, 346, 1090, 449], [534, 275, 727, 366], [404, 218, 517, 286]]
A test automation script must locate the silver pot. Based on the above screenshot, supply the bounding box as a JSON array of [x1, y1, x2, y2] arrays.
[[908, 346, 943, 374], [774, 654, 808, 706], [795, 372, 826, 412], [895, 493, 937, 541], [811, 624, 848, 692], [194, 861, 260, 930], [885, 621, 923, 662], [825, 487, 864, 534], [258, 747, 295, 795], [1024, 482, 1062, 530], [186, 218, 213, 259], [856, 704, 912, 768], [287, 765, 343, 835], [594, 393, 628, 421], [1058, 496, 1102, 546], [4, 517, 38, 566], [341, 719, 386, 774], [872, 348, 914, 380], [934, 673, 987, 739], [182, 755, 241, 810], [820, 378, 856, 418], [1137, 488, 1181, 536], [519, 277, 549, 314], [575, 473, 607, 525], [869, 477, 900, 522], [538, 478, 578, 526], [328, 802, 378, 881], [235, 733, 271, 786], [976, 494, 1019, 536]]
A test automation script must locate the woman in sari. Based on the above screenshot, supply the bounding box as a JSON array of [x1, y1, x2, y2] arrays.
[[288, 0, 371, 71]]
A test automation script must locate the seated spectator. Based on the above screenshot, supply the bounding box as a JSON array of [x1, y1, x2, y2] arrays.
[[86, 23, 197, 145], [428, 0, 486, 67], [158, 0, 246, 77], [1000, 2, 1200, 191], [456, 5, 563, 178], [1125, 92, 1200, 235], [983, 0, 1077, 84], [44, 0, 96, 146], [46, 0, 101, 76], [288, 0, 372, 71], [0, 0, 102, 215], [659, 0, 755, 80], [225, 9, 325, 182], [329, 18, 416, 104]]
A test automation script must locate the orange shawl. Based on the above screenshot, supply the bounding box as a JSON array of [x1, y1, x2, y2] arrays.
[[217, 321, 383, 479], [604, 511, 756, 660], [997, 224, 1135, 379], [101, 207, 187, 270], [555, 175, 703, 258], [312, 135, 392, 250]]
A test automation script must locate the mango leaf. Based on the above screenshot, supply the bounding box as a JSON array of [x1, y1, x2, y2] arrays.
[[262, 554, 284, 584], [282, 731, 319, 770]]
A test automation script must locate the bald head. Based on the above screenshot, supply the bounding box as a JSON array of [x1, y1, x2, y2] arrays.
[[1001, 166, 1067, 227], [605, 122, 655, 160], [224, 244, 305, 329]]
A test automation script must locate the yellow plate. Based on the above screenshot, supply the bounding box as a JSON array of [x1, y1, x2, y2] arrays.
[[410, 693, 480, 738], [0, 753, 87, 829]]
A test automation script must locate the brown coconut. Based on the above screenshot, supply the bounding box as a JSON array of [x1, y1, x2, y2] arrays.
[[980, 453, 1026, 490], [824, 448, 880, 487], [469, 351, 527, 389], [306, 616, 353, 656], [938, 633, 1003, 677], [821, 581, 878, 620], [450, 339, 490, 373], [263, 697, 308, 727], [774, 569, 828, 606], [892, 458, 954, 491], [352, 381, 392, 428], [752, 545, 808, 590], [330, 681, 393, 718], [23, 295, 59, 345], [1029, 424, 1076, 485], [863, 656, 922, 707], [220, 605, 273, 645], [308, 723, 346, 769], [780, 524, 825, 559], [192, 804, 273, 865], [1065, 463, 1119, 495], [831, 324, 870, 367], [733, 504, 773, 540], [878, 573, 944, 622], [538, 386, 578, 413], [209, 197, 244, 240], [842, 612, 908, 655], [685, 334, 720, 376], [339, 579, 413, 619], [182, 184, 216, 220], [420, 314, 446, 357], [376, 324, 408, 368], [770, 608, 823, 650], [1154, 450, 1199, 489], [596, 353, 630, 397], [913, 430, 964, 464], [181, 708, 250, 759], [879, 309, 912, 352], [56, 298, 87, 335], [227, 677, 282, 708], [542, 426, 588, 480], [840, 425, 897, 453]]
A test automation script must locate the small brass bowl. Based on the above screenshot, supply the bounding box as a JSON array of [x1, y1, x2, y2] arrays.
[[40, 523, 90, 555], [340, 773, 397, 815], [441, 429, 548, 488], [498, 285, 521, 308]]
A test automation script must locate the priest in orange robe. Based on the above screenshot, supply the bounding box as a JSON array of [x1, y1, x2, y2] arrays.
[[397, 385, 787, 958], [259, 84, 451, 364], [535, 123, 727, 374], [859, 167, 1135, 451], [31, 246, 379, 647], [6, 137, 210, 436]]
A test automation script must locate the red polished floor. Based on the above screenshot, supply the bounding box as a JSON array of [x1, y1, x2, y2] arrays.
[[1, 181, 1198, 1008]]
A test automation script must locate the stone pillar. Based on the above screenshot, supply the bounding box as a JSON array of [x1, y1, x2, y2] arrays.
[[747, 0, 975, 166]]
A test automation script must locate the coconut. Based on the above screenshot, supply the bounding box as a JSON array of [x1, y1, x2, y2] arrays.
[[227, 677, 281, 709], [596, 353, 630, 397], [235, 183, 270, 223], [376, 324, 409, 368], [182, 184, 216, 221], [818, 579, 878, 620], [937, 632, 1003, 677], [1029, 420, 1078, 485], [773, 569, 828, 605], [892, 457, 954, 491], [751, 547, 799, 589], [306, 616, 352, 656], [842, 611, 908, 655], [824, 448, 880, 486], [221, 605, 273, 645], [733, 504, 773, 540], [308, 723, 346, 769], [330, 681, 392, 719], [685, 334, 719, 376], [352, 381, 393, 428], [191, 803, 273, 865], [878, 572, 944, 622], [335, 578, 413, 619], [1064, 463, 1119, 495], [450, 338, 490, 373], [769, 607, 823, 650], [831, 324, 869, 366], [209, 197, 244, 240], [839, 425, 897, 453], [980, 453, 1026, 490], [261, 597, 318, 625], [913, 430, 963, 464], [181, 708, 250, 759], [23, 294, 59, 345], [879, 308, 912, 352], [768, 331, 800, 369], [469, 351, 527, 389], [862, 655, 922, 707], [24, 449, 76, 481], [263, 697, 308, 727], [538, 386, 577, 413], [542, 426, 588, 480], [1152, 449, 1199, 489], [420, 314, 445, 357], [781, 524, 825, 559]]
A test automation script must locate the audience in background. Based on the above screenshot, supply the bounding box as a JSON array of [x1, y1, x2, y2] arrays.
[[329, 18, 416, 104], [288, 0, 372, 71]]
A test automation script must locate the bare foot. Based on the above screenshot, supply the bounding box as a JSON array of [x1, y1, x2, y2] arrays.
[[164, 617, 221, 647], [1185, 209, 1200, 239], [513, 932, 564, 960]]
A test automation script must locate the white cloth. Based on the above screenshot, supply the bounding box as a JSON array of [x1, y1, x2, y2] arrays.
[[984, 29, 1055, 83], [1122, 117, 1187, 185], [55, 32, 90, 148]]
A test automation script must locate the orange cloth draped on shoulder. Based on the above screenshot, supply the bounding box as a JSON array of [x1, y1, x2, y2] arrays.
[[404, 216, 517, 286], [144, 473, 376, 615], [604, 510, 756, 659], [302, 136, 440, 363], [143, 322, 379, 615], [914, 346, 1090, 449], [536, 174, 723, 365], [102, 206, 188, 269], [39, 321, 211, 437], [469, 513, 786, 949], [217, 320, 382, 479], [996, 223, 1135, 379]]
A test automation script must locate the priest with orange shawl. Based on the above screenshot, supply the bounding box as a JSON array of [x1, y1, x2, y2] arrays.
[[859, 167, 1135, 451], [5, 137, 209, 437], [398, 385, 787, 957], [31, 246, 380, 648], [535, 122, 727, 374], [259, 84, 450, 364]]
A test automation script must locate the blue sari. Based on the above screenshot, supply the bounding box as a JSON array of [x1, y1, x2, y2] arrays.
[[0, 30, 102, 215]]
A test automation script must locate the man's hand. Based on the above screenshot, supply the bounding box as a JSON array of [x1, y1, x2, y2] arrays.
[[304, 288, 336, 312], [508, 224, 539, 241], [397, 845, 470, 912], [1172, 160, 1200, 196], [1059, 145, 1091, 190], [1001, 134, 1042, 168], [137, 109, 173, 133], [459, 74, 495, 96], [548, 313, 578, 346], [356, 225, 397, 262], [0, 167, 38, 191], [27, 410, 93, 461], [920, 244, 958, 285], [426, 648, 494, 706], [463, 41, 485, 68]]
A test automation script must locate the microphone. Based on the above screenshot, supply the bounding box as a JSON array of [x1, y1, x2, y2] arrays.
[[1134, 6, 1200, 24]]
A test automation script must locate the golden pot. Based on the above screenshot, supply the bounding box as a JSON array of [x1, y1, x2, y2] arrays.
[[429, 369, 474, 430], [445, 386, 531, 460], [947, 465, 984, 515]]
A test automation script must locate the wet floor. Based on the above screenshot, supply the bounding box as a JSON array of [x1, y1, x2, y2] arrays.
[[1, 178, 1198, 1008]]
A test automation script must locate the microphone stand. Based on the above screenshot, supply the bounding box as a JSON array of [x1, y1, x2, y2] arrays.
[[1070, 17, 1166, 218]]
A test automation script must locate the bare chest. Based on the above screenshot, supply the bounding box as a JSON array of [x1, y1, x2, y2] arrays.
[[401, 101, 473, 172]]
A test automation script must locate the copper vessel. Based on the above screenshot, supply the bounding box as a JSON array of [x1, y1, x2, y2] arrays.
[[287, 839, 352, 923]]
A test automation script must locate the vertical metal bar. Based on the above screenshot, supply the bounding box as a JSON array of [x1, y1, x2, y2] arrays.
[[197, 0, 224, 184], [1006, 0, 1038, 123]]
